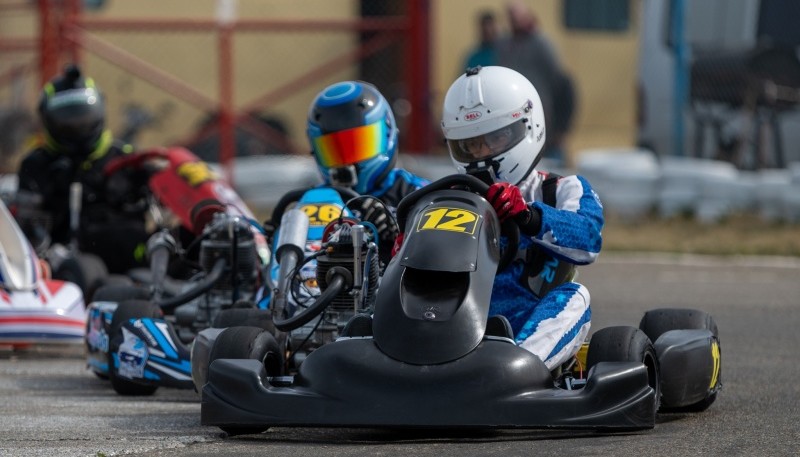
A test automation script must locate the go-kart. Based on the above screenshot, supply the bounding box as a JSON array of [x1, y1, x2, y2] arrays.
[[84, 146, 271, 395], [200, 174, 722, 433], [0, 198, 85, 346], [190, 183, 385, 390]]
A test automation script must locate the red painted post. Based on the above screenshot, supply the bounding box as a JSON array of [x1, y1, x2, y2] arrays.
[[38, 0, 58, 85], [218, 23, 235, 185], [64, 0, 82, 65], [404, 0, 431, 155]]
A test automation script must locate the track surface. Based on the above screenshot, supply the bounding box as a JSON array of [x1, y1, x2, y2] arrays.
[[1, 253, 798, 457]]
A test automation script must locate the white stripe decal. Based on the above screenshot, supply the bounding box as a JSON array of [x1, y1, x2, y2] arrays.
[[147, 360, 192, 381]]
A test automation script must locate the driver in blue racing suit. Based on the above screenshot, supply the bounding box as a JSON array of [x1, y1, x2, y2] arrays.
[[441, 66, 604, 371], [305, 80, 428, 262]]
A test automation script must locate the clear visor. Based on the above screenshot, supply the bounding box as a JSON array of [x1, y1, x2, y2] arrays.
[[447, 118, 527, 163]]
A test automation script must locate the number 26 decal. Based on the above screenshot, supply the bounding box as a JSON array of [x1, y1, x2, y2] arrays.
[[299, 204, 343, 226], [417, 207, 479, 234]]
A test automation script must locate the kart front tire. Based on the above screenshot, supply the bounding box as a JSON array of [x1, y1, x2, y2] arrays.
[[639, 308, 720, 412], [212, 308, 276, 333], [587, 326, 661, 412], [208, 326, 283, 377], [639, 308, 719, 342], [108, 299, 163, 396]]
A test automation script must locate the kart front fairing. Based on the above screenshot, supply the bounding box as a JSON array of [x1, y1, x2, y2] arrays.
[[374, 190, 501, 365], [0, 200, 85, 344], [86, 301, 193, 388]]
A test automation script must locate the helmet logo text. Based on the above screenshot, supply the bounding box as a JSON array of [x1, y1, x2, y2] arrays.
[[464, 111, 482, 121]]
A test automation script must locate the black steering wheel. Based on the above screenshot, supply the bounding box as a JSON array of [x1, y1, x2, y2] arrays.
[[395, 174, 520, 272], [266, 185, 361, 233]]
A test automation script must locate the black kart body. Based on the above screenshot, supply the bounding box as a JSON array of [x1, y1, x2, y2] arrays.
[[201, 175, 720, 432]]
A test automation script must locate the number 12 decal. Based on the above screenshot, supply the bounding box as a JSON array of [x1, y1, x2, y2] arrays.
[[417, 207, 479, 234]]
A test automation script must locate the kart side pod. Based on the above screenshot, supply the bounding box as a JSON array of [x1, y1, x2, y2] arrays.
[[653, 329, 722, 408]]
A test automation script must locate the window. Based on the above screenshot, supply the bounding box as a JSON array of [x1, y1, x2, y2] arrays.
[[564, 0, 630, 32]]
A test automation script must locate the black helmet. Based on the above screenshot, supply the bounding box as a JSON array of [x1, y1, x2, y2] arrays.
[[38, 64, 106, 157]]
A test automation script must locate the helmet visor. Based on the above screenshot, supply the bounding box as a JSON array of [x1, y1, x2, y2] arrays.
[[447, 118, 527, 163], [312, 120, 388, 168]]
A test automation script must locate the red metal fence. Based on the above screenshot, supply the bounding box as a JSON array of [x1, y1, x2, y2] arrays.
[[0, 0, 433, 182]]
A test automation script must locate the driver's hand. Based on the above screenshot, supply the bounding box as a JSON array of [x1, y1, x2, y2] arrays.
[[487, 182, 529, 222], [356, 197, 399, 264], [390, 232, 404, 258]]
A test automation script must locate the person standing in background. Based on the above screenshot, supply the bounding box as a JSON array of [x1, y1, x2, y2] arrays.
[[462, 11, 499, 71], [497, 0, 576, 167]]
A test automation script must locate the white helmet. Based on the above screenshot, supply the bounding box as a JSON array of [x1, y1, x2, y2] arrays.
[[441, 66, 546, 185]]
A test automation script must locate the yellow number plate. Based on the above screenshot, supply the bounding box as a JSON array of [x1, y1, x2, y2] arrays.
[[416, 207, 479, 235], [299, 203, 343, 226]]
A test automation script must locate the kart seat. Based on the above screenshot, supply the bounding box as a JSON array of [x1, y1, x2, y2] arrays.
[[341, 313, 373, 337], [485, 315, 515, 340]]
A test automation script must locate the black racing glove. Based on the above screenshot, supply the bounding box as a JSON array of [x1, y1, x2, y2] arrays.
[[355, 197, 399, 264]]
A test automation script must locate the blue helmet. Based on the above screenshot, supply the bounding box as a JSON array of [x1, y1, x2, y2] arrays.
[[306, 81, 399, 194]]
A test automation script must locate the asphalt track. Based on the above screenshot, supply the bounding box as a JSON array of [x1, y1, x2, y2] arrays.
[[1, 252, 799, 457]]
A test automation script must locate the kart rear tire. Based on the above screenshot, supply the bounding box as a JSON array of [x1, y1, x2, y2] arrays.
[[52, 252, 109, 302], [108, 299, 163, 396], [639, 308, 720, 412], [208, 326, 283, 377], [639, 308, 719, 342], [587, 326, 660, 412]]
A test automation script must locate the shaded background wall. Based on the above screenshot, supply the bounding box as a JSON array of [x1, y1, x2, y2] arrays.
[[2, 0, 799, 172]]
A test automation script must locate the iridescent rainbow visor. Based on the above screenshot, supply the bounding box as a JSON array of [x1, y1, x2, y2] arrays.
[[312, 120, 388, 168]]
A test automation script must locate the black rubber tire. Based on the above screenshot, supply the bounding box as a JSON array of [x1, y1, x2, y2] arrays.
[[108, 299, 164, 396], [92, 284, 151, 303], [212, 308, 276, 333], [96, 273, 135, 289], [587, 325, 661, 412], [639, 308, 720, 412], [52, 252, 109, 302], [208, 326, 283, 377], [639, 308, 719, 342]]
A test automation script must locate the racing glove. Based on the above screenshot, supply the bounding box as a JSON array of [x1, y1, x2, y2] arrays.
[[391, 232, 405, 258], [356, 197, 399, 264], [487, 182, 528, 222], [486, 182, 542, 235]]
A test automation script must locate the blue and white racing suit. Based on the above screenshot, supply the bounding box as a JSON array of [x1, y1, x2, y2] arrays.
[[490, 170, 604, 370]]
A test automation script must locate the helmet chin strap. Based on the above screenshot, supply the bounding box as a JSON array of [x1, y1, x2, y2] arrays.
[[465, 160, 500, 184], [330, 165, 358, 188]]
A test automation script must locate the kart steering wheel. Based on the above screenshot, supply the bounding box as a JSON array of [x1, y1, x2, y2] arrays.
[[395, 174, 520, 272], [266, 185, 361, 233]]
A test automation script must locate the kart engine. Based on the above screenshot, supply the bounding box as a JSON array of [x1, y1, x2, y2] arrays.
[[315, 222, 380, 311], [200, 213, 259, 293], [289, 219, 380, 365], [191, 213, 260, 329]]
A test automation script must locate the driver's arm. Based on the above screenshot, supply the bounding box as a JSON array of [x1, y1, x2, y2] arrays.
[[530, 175, 604, 266]]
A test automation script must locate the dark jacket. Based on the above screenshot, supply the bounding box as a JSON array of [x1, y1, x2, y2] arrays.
[[16, 133, 150, 273]]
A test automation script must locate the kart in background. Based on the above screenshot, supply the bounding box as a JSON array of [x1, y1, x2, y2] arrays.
[[84, 146, 272, 395], [200, 174, 722, 434], [0, 198, 85, 347], [190, 184, 385, 390]]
